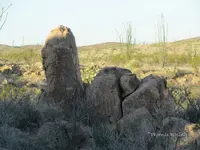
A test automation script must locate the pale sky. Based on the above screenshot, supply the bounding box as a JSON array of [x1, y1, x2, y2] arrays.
[[0, 0, 199, 46]]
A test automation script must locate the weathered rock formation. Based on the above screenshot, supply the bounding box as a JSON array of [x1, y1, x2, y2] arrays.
[[86, 67, 140, 123], [86, 69, 175, 125], [41, 25, 83, 105], [122, 75, 174, 121], [119, 73, 140, 98], [40, 26, 200, 149]]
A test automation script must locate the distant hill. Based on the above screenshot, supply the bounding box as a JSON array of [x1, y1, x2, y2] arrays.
[[79, 42, 122, 51], [0, 36, 199, 51], [174, 36, 200, 43]]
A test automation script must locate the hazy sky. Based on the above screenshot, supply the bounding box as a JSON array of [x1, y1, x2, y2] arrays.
[[0, 0, 199, 46]]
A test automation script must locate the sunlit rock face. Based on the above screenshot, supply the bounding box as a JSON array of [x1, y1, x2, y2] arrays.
[[41, 25, 83, 106]]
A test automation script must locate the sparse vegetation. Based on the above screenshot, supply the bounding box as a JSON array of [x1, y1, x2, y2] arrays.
[[156, 14, 168, 68], [0, 48, 41, 64], [116, 22, 137, 59], [0, 0, 199, 147], [81, 64, 101, 84], [0, 18, 200, 149], [170, 86, 200, 127], [188, 38, 199, 73]]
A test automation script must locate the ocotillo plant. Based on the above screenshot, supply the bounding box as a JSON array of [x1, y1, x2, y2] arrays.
[[155, 14, 168, 68], [0, 3, 12, 30], [116, 22, 136, 59]]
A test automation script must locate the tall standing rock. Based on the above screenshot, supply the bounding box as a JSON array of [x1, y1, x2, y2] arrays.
[[42, 25, 83, 105]]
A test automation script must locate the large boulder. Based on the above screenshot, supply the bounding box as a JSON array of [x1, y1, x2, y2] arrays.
[[117, 107, 156, 150], [122, 74, 174, 122], [41, 25, 83, 105], [119, 73, 140, 98], [86, 67, 139, 123], [153, 117, 200, 150]]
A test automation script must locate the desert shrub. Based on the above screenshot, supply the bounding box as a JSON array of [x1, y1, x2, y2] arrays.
[[0, 83, 40, 101], [0, 84, 28, 101], [81, 64, 101, 84], [125, 59, 142, 71], [170, 87, 200, 124], [92, 123, 132, 150], [0, 99, 42, 132], [184, 99, 200, 123], [171, 87, 194, 109]]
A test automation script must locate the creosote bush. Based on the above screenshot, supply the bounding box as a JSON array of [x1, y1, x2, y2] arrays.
[[0, 84, 40, 101], [81, 64, 101, 84], [170, 87, 200, 126]]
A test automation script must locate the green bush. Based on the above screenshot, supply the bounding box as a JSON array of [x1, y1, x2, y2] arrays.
[[170, 87, 200, 125], [81, 64, 101, 84], [184, 100, 200, 124], [0, 84, 28, 101], [0, 84, 40, 101]]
